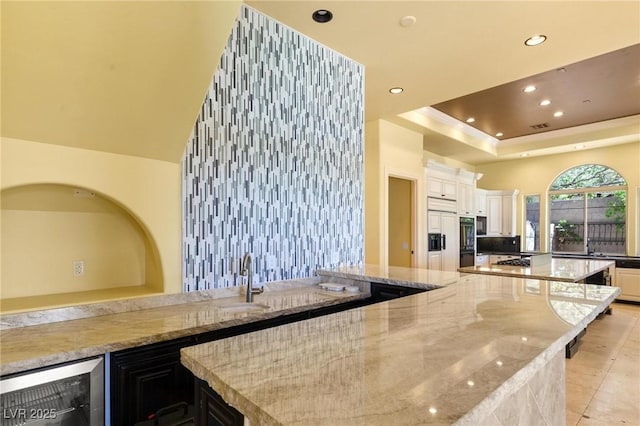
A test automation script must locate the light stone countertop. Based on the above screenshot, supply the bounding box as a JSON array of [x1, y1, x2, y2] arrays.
[[0, 279, 367, 376], [458, 258, 614, 282], [181, 270, 620, 425], [316, 264, 463, 289]]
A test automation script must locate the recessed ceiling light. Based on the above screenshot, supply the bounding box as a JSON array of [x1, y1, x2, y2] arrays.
[[312, 9, 333, 23], [389, 87, 403, 94], [466, 117, 475, 123], [554, 111, 564, 117], [539, 99, 551, 106], [495, 132, 504, 137], [523, 85, 536, 93], [524, 34, 547, 46], [399, 15, 417, 28]]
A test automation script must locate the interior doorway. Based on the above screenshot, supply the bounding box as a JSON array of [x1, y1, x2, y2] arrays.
[[388, 176, 414, 267]]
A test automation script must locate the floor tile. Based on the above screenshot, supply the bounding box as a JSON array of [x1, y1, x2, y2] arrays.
[[566, 302, 640, 425]]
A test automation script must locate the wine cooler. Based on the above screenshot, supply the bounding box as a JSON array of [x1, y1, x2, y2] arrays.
[[1, 357, 103, 426]]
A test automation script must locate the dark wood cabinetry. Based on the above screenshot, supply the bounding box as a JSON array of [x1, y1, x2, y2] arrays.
[[110, 336, 196, 426], [195, 378, 244, 426], [370, 282, 426, 302], [110, 298, 373, 425]]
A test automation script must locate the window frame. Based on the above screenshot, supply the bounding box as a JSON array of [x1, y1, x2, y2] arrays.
[[548, 182, 627, 255], [524, 194, 541, 252]]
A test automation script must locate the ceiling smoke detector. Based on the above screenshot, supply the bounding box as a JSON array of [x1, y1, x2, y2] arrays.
[[312, 9, 333, 23]]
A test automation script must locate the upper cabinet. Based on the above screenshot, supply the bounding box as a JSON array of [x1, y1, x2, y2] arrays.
[[475, 189, 487, 216], [427, 176, 457, 200], [486, 190, 519, 236], [457, 183, 475, 216]]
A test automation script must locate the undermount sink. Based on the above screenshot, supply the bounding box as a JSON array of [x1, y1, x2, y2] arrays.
[[217, 302, 270, 313]]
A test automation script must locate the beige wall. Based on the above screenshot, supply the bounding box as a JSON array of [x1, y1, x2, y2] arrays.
[[2, 184, 152, 298], [477, 141, 640, 255], [1, 137, 182, 294], [365, 120, 426, 267]]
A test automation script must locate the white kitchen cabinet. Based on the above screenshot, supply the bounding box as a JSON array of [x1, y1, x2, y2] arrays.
[[427, 177, 457, 200], [501, 194, 515, 236], [615, 268, 640, 302], [427, 211, 458, 271], [428, 251, 443, 270], [458, 183, 475, 216], [475, 189, 487, 216], [489, 255, 520, 265], [487, 195, 503, 235], [486, 190, 518, 236], [427, 210, 442, 233]]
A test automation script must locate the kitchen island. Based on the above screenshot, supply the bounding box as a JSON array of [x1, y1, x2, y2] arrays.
[[457, 257, 614, 283], [181, 266, 620, 425]]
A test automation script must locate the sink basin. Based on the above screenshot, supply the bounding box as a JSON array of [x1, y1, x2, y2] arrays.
[[217, 302, 270, 313]]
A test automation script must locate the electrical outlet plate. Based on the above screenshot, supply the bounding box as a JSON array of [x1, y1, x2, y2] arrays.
[[73, 260, 85, 277]]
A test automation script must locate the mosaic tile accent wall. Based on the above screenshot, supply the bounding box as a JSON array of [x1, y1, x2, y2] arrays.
[[182, 6, 365, 291]]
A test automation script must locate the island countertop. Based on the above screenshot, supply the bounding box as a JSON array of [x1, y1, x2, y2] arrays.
[[457, 258, 614, 282], [181, 269, 620, 425]]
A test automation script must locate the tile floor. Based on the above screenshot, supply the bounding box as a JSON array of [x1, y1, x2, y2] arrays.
[[566, 301, 640, 425]]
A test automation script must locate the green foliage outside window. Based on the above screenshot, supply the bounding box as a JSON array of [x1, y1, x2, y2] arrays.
[[550, 164, 626, 190], [549, 164, 627, 254]]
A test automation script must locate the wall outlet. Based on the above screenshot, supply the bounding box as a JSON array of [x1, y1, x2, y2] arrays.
[[73, 260, 85, 277]]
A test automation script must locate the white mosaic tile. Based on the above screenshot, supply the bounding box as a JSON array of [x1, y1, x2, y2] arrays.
[[182, 6, 365, 291]]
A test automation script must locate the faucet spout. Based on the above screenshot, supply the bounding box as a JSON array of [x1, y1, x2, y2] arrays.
[[240, 253, 263, 303]]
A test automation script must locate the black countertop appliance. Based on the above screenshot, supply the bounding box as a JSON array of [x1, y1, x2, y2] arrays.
[[477, 236, 521, 254]]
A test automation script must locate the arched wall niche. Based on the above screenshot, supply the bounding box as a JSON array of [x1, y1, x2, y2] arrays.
[[1, 183, 164, 303]]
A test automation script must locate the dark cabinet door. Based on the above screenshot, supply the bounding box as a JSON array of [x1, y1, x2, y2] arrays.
[[110, 299, 373, 425], [110, 336, 195, 426], [370, 282, 426, 302], [195, 378, 244, 426]]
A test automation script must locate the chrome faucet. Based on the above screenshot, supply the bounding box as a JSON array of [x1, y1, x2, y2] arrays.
[[240, 253, 263, 303]]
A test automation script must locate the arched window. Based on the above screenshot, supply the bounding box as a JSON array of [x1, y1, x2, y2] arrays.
[[548, 165, 627, 255]]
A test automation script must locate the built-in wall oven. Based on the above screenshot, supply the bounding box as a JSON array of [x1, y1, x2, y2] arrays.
[[0, 357, 104, 426], [460, 217, 475, 267], [476, 216, 487, 236]]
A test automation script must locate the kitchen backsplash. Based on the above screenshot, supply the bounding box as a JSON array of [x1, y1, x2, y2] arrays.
[[477, 236, 522, 253], [182, 6, 365, 291]]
